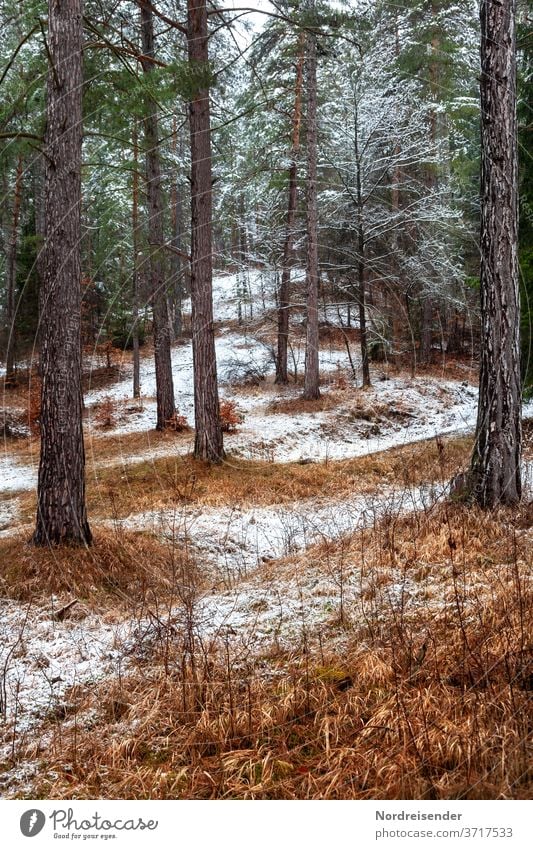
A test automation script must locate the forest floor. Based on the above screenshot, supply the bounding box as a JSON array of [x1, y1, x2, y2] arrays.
[[0, 270, 532, 800]]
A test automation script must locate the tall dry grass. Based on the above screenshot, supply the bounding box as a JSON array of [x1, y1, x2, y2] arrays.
[[8, 435, 472, 530], [0, 529, 194, 608], [9, 500, 531, 800]]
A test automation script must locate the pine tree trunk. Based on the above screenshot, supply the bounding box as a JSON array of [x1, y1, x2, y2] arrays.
[[238, 193, 248, 323], [469, 0, 521, 507], [34, 0, 91, 546], [419, 296, 433, 365], [5, 153, 23, 386], [187, 0, 224, 461], [354, 92, 370, 387], [303, 12, 320, 401], [132, 122, 141, 399], [419, 2, 439, 367], [358, 222, 371, 388], [140, 0, 175, 429], [170, 113, 183, 339], [276, 38, 304, 385], [34, 151, 46, 370]]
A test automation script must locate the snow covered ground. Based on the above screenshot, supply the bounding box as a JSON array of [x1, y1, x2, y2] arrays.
[[0, 601, 127, 734], [3, 363, 531, 500], [84, 330, 273, 434], [106, 480, 447, 582], [0, 476, 445, 777], [1, 269, 532, 795], [0, 453, 36, 494], [2, 453, 532, 791], [1, 323, 533, 561], [232, 374, 486, 463]]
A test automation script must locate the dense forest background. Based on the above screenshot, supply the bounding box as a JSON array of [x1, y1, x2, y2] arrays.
[[0, 0, 531, 390], [0, 0, 532, 804]]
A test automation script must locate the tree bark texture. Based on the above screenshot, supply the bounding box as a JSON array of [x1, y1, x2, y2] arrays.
[[132, 122, 141, 399], [34, 0, 91, 546], [140, 0, 176, 429], [418, 2, 441, 366], [170, 112, 183, 339], [276, 37, 304, 385], [187, 0, 224, 460], [5, 153, 23, 385], [354, 98, 371, 388], [303, 15, 320, 401], [470, 0, 521, 507]]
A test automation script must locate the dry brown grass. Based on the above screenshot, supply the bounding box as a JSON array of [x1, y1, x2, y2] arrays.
[[6, 421, 193, 465], [266, 393, 343, 414], [266, 386, 423, 424], [16, 500, 531, 800], [86, 425, 193, 462], [82, 364, 124, 393], [10, 435, 472, 527], [0, 529, 193, 608], [391, 353, 478, 384], [1, 362, 126, 412], [93, 396, 118, 429], [319, 324, 360, 346], [1, 366, 38, 407]]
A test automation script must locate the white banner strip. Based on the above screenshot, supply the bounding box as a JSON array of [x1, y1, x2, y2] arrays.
[[1, 799, 531, 849]]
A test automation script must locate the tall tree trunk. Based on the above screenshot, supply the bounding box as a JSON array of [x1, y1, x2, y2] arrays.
[[187, 0, 223, 460], [469, 0, 521, 507], [5, 153, 23, 385], [170, 112, 183, 339], [132, 122, 141, 399], [238, 193, 248, 324], [419, 2, 439, 366], [140, 0, 175, 429], [357, 221, 370, 387], [354, 91, 371, 387], [276, 37, 304, 385], [303, 9, 320, 401], [34, 0, 91, 546], [388, 10, 402, 364], [34, 150, 46, 372], [388, 143, 401, 359], [419, 295, 433, 365]]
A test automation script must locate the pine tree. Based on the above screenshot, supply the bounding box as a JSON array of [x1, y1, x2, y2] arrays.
[[187, 0, 224, 461], [139, 0, 176, 430], [132, 122, 141, 399], [5, 154, 23, 385], [469, 0, 522, 507], [276, 34, 305, 385], [518, 2, 533, 393], [34, 0, 91, 546], [303, 0, 320, 401]]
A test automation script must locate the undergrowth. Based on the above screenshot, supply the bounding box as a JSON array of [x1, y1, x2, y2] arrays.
[[9, 500, 531, 800], [0, 529, 194, 608]]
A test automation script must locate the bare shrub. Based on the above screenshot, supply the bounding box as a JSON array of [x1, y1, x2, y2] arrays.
[[94, 396, 117, 429], [164, 411, 189, 432], [222, 358, 269, 388], [220, 400, 244, 432]]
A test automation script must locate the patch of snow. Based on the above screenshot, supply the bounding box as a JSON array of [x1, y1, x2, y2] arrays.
[[211, 269, 277, 323], [0, 498, 20, 535], [105, 480, 447, 583], [0, 602, 129, 758], [0, 453, 36, 494], [231, 376, 479, 462], [84, 332, 272, 435]]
